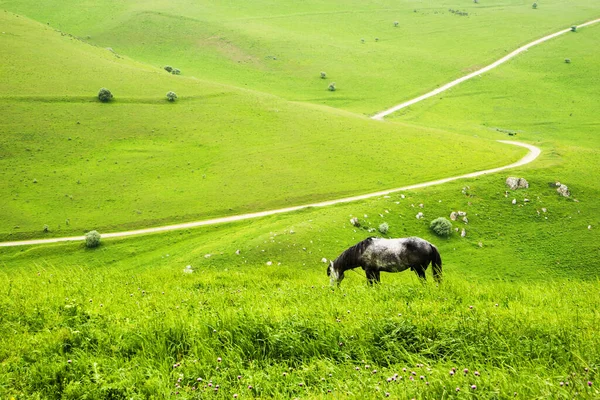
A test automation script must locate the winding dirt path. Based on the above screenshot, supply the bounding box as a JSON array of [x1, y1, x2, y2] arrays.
[[371, 18, 600, 120], [0, 141, 539, 248]]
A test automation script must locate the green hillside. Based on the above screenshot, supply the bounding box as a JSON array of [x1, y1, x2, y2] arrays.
[[0, 12, 524, 240], [1, 0, 598, 113]]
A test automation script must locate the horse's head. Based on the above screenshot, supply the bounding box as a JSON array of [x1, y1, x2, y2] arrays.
[[327, 260, 344, 286]]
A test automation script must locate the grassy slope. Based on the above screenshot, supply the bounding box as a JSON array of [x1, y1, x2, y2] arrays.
[[1, 0, 598, 114], [0, 12, 524, 240], [1, 3, 600, 400]]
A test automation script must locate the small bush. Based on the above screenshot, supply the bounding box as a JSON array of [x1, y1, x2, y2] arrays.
[[328, 82, 336, 92], [43, 224, 49, 233], [375, 37, 379, 42], [166, 91, 178, 102], [97, 88, 113, 103], [430, 217, 453, 237], [361, 38, 365, 43], [532, 2, 537, 9], [394, 21, 399, 27], [565, 58, 571, 64], [571, 25, 577, 32], [378, 222, 389, 235], [320, 71, 327, 79], [171, 68, 181, 75], [164, 65, 173, 73], [85, 230, 101, 248]]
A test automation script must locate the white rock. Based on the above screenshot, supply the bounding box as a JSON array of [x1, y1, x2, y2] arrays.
[[416, 212, 424, 219], [512, 199, 517, 205], [458, 211, 467, 217], [350, 217, 360, 227], [235, 249, 240, 255], [183, 265, 193, 274], [400, 194, 405, 199], [557, 184, 570, 197], [450, 212, 458, 221], [419, 203, 424, 208], [266, 261, 273, 266], [321, 258, 328, 263], [461, 228, 466, 237], [462, 216, 469, 224], [204, 254, 212, 258], [506, 177, 529, 190], [542, 208, 547, 213], [588, 225, 592, 230]]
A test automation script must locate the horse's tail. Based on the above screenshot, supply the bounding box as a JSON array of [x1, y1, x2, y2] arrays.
[[430, 244, 442, 283]]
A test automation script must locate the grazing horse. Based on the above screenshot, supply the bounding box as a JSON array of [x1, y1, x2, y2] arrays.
[[327, 237, 442, 286]]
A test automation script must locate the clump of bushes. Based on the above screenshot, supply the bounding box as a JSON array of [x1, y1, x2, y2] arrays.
[[97, 88, 113, 102], [328, 82, 336, 92], [532, 2, 537, 9], [430, 217, 452, 237], [378, 222, 389, 235], [166, 91, 178, 102], [85, 230, 101, 248], [164, 66, 181, 75]]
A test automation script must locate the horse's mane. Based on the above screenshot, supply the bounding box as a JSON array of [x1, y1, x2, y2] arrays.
[[334, 237, 374, 268]]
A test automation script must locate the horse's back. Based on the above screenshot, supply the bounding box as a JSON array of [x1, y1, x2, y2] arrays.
[[363, 237, 434, 271]]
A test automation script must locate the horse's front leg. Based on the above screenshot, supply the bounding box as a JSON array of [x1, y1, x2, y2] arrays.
[[365, 269, 381, 285]]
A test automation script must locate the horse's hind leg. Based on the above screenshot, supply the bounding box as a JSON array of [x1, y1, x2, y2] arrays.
[[365, 269, 380, 285], [413, 265, 427, 283]]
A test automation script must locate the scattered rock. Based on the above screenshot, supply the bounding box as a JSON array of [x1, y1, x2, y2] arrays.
[[321, 258, 328, 263], [235, 249, 240, 255], [450, 212, 458, 221], [416, 212, 424, 220], [350, 217, 360, 227], [588, 225, 592, 230], [461, 228, 466, 237], [183, 265, 193, 274], [458, 211, 467, 217], [542, 208, 547, 213], [506, 177, 529, 190], [204, 254, 212, 258], [557, 184, 570, 197], [478, 242, 483, 248], [400, 194, 405, 199], [512, 199, 517, 205], [266, 261, 273, 266], [462, 216, 469, 224], [419, 204, 424, 208]]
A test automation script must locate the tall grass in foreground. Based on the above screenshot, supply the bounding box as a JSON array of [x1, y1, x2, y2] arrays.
[[1, 262, 598, 399]]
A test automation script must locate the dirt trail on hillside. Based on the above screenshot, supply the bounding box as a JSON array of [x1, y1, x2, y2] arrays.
[[0, 141, 539, 248], [371, 18, 600, 120]]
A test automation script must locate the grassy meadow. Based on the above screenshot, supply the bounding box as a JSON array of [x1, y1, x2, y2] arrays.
[[0, 11, 524, 240], [1, 0, 600, 398], [1, 0, 599, 113]]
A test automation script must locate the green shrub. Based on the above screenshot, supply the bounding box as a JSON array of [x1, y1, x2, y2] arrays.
[[378, 222, 389, 234], [571, 25, 577, 32], [532, 2, 537, 9], [43, 224, 49, 233], [328, 82, 336, 92], [320, 71, 327, 79], [430, 217, 452, 237], [85, 230, 101, 248], [394, 21, 399, 27], [97, 88, 113, 103], [171, 68, 181, 75], [164, 65, 173, 73], [166, 91, 178, 102], [565, 58, 571, 64]]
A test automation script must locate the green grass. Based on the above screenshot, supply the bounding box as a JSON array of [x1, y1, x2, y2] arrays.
[[1, 0, 598, 113], [0, 12, 524, 240], [1, 1, 600, 398]]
